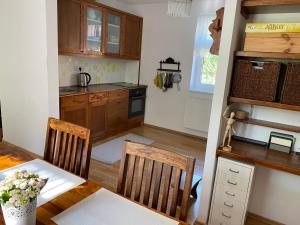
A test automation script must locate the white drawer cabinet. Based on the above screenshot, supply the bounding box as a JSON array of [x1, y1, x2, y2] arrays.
[[208, 157, 255, 225]]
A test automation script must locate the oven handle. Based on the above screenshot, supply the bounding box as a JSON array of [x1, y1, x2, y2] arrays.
[[130, 96, 146, 100]]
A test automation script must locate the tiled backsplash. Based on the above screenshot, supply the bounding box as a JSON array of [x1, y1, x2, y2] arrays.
[[58, 55, 127, 87]]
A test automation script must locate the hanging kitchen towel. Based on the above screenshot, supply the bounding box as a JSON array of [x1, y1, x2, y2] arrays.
[[154, 72, 164, 90]]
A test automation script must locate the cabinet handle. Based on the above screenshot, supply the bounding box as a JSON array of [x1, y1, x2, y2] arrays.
[[225, 191, 235, 197], [229, 168, 240, 174], [227, 180, 237, 186], [224, 202, 234, 208], [222, 212, 232, 219]]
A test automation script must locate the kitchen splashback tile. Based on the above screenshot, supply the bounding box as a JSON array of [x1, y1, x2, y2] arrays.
[[58, 55, 126, 87]]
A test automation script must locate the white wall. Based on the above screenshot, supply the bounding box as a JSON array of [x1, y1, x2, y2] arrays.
[[249, 166, 300, 225], [128, 0, 224, 138], [97, 0, 134, 12], [46, 0, 60, 118], [0, 0, 59, 155]]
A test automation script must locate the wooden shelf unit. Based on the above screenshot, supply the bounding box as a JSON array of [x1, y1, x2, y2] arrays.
[[236, 118, 300, 133], [235, 51, 300, 60], [241, 0, 300, 16], [217, 140, 300, 176], [228, 97, 300, 112], [242, 0, 300, 8]]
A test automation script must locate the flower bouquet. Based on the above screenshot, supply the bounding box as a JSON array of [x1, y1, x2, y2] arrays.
[[0, 170, 47, 225]]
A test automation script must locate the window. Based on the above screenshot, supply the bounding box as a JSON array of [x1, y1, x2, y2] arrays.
[[189, 14, 218, 94]]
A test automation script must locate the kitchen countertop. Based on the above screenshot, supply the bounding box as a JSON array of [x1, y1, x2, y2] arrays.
[[59, 83, 147, 97]]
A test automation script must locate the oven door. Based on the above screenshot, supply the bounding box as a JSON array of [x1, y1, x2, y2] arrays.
[[128, 96, 146, 118]]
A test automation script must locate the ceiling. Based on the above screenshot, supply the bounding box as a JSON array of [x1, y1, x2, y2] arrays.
[[117, 0, 170, 4]]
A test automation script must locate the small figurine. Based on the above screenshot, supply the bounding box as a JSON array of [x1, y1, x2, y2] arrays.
[[221, 107, 236, 151], [209, 7, 224, 55]]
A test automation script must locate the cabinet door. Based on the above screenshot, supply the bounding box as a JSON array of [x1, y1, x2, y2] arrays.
[[107, 103, 128, 134], [89, 103, 107, 140], [60, 96, 89, 128], [83, 3, 103, 55], [58, 0, 82, 54], [107, 91, 128, 134], [104, 10, 122, 56], [89, 93, 108, 141], [122, 15, 143, 59]]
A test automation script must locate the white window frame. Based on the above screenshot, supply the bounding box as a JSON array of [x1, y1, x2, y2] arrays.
[[189, 14, 217, 94]]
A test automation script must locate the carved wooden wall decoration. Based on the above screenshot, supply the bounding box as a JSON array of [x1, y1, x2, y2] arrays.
[[209, 7, 224, 55]]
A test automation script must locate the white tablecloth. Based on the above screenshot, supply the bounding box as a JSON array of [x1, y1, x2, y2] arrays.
[[52, 188, 179, 225], [0, 159, 85, 207]]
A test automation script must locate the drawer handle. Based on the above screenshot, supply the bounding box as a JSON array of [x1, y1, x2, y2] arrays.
[[224, 202, 234, 208], [222, 212, 232, 219], [227, 180, 237, 186], [229, 168, 240, 174], [225, 191, 235, 197]]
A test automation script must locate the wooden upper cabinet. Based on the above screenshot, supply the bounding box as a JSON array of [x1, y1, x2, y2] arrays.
[[82, 2, 104, 56], [121, 15, 143, 60], [58, 0, 143, 59], [103, 9, 123, 57], [58, 0, 83, 54]]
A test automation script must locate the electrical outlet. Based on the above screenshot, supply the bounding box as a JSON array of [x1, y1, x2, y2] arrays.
[[73, 66, 83, 72]]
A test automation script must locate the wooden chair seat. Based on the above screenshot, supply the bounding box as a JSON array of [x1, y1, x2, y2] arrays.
[[117, 141, 196, 221], [44, 118, 91, 179]]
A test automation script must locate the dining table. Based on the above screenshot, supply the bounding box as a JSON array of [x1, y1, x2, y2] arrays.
[[0, 143, 189, 225]]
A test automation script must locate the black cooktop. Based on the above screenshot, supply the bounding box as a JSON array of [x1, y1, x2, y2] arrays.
[[111, 82, 147, 89]]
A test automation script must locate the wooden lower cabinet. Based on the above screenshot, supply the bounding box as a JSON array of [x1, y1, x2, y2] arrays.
[[60, 95, 89, 128], [106, 90, 129, 135], [60, 89, 133, 143], [89, 93, 108, 141]]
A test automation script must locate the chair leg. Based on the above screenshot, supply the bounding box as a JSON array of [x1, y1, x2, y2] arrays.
[[191, 179, 201, 199]]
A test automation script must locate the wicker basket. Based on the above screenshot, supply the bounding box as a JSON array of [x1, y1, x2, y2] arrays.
[[281, 63, 300, 106], [231, 60, 282, 101]]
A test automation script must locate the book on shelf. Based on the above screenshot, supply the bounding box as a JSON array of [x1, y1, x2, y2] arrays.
[[246, 23, 300, 33]]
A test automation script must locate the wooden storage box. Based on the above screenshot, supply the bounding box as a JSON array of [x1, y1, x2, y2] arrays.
[[244, 33, 300, 53], [231, 60, 282, 101], [281, 63, 300, 105]]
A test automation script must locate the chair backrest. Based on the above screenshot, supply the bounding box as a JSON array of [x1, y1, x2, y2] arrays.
[[44, 118, 91, 179], [117, 141, 195, 221]]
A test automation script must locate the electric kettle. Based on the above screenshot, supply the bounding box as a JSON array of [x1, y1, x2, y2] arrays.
[[78, 70, 91, 87]]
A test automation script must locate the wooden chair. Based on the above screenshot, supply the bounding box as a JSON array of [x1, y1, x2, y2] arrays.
[[117, 141, 196, 221], [44, 118, 91, 179]]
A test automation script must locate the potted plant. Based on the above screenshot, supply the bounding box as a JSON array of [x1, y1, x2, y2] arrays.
[[0, 170, 47, 225]]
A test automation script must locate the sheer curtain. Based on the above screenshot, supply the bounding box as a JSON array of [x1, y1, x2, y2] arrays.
[[189, 14, 216, 93]]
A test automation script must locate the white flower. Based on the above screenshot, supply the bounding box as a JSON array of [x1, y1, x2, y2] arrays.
[[28, 179, 36, 186], [13, 180, 21, 186], [0, 170, 48, 208], [19, 182, 28, 190]]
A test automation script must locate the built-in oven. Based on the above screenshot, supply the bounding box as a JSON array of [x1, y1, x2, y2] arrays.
[[128, 87, 146, 119]]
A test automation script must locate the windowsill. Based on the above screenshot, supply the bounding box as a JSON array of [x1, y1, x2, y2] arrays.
[[189, 89, 214, 94], [188, 90, 214, 100]]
